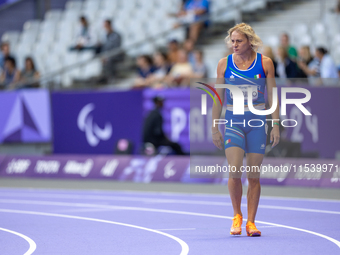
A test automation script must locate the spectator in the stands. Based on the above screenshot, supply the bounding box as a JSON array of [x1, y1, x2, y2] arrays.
[[19, 57, 40, 88], [173, 0, 209, 43], [143, 96, 185, 155], [147, 52, 172, 88], [0, 42, 15, 71], [280, 33, 297, 60], [98, 19, 121, 53], [70, 16, 94, 51], [262, 46, 278, 77], [336, 0, 340, 13], [183, 38, 196, 67], [316, 48, 339, 79], [134, 55, 156, 88], [167, 39, 180, 64], [276, 46, 298, 79], [0, 56, 20, 89], [296, 46, 314, 78], [166, 49, 193, 86], [192, 50, 207, 78], [97, 19, 122, 81], [298, 47, 339, 80]]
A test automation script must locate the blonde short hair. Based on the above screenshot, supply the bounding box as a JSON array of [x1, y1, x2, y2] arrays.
[[225, 23, 263, 52]]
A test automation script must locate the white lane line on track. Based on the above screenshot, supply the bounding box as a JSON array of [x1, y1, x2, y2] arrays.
[[0, 195, 339, 215], [0, 227, 37, 255], [51, 208, 121, 214], [1, 189, 340, 203], [156, 228, 196, 231], [0, 209, 189, 255], [0, 199, 339, 250]]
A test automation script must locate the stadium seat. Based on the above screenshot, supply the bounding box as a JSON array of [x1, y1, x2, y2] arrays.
[[23, 20, 41, 33], [40, 20, 58, 34], [1, 31, 21, 45], [120, 0, 137, 11], [20, 30, 38, 45], [45, 10, 63, 21], [101, 0, 118, 13], [64, 52, 79, 66], [34, 55, 46, 75], [293, 23, 309, 37], [81, 9, 98, 24], [217, 9, 240, 22], [296, 34, 312, 48], [83, 0, 101, 12], [139, 42, 156, 55], [146, 21, 163, 37], [331, 34, 340, 49], [323, 13, 340, 35], [15, 43, 33, 69], [242, 0, 266, 12], [32, 40, 50, 56], [65, 1, 83, 11], [79, 51, 95, 62], [158, 0, 179, 13], [311, 22, 326, 38], [82, 59, 102, 79], [126, 45, 141, 57], [63, 9, 81, 22], [333, 49, 340, 65], [167, 28, 186, 42], [262, 35, 280, 48], [137, 0, 156, 11]]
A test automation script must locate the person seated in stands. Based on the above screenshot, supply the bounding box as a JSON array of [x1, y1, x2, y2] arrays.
[[97, 19, 122, 81], [19, 57, 40, 88], [143, 96, 185, 155], [183, 38, 196, 67], [192, 49, 207, 78], [70, 16, 94, 51], [335, 0, 340, 13], [280, 33, 297, 60], [97, 19, 122, 54], [276, 46, 298, 79], [262, 46, 278, 77], [166, 49, 193, 86], [167, 39, 180, 64], [0, 42, 15, 72], [314, 47, 339, 80], [173, 0, 210, 43], [296, 46, 314, 78], [134, 55, 156, 88], [0, 56, 20, 89], [147, 52, 172, 89], [298, 47, 339, 83]]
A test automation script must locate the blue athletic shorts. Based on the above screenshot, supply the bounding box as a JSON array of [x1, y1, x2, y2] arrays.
[[224, 110, 268, 154]]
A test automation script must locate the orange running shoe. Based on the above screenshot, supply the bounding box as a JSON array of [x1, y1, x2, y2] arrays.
[[230, 214, 243, 235], [246, 221, 261, 237]]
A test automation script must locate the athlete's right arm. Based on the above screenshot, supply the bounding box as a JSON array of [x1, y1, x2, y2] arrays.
[[211, 58, 227, 149]]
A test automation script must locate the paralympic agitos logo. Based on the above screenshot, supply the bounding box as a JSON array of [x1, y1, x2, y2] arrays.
[[196, 82, 312, 128]]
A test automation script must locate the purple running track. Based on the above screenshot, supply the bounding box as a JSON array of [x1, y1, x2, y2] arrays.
[[0, 188, 339, 255]]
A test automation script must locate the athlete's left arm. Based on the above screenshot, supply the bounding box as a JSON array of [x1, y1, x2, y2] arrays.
[[263, 56, 280, 148]]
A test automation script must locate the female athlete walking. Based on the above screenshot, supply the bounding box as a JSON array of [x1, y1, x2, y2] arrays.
[[211, 23, 280, 237]]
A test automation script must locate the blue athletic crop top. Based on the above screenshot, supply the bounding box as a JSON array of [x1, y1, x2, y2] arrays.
[[224, 52, 266, 106]]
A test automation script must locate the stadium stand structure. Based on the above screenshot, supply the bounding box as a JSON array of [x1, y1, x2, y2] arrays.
[[203, 0, 340, 78], [1, 0, 339, 88]]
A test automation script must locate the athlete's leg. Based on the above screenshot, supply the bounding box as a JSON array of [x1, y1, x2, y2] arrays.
[[225, 147, 244, 217], [245, 153, 264, 223]]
